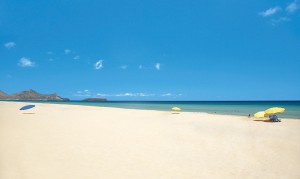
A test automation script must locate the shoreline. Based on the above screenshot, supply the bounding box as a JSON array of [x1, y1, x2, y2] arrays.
[[1, 101, 300, 178], [1, 100, 299, 120]]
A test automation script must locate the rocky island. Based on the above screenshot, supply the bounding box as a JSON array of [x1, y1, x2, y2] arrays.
[[0, 89, 69, 101]]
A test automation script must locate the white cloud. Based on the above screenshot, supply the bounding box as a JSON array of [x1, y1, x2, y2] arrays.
[[138, 93, 154, 97], [116, 93, 155, 97], [73, 56, 80, 60], [286, 1, 300, 13], [97, 93, 155, 97], [160, 93, 183, 97], [65, 49, 71, 54], [95, 60, 103, 70], [4, 42, 16, 49], [271, 17, 291, 25], [18, 57, 35, 67], [74, 90, 91, 97], [96, 92, 183, 98], [74, 90, 159, 98], [96, 93, 109, 97], [259, 6, 281, 17], [155, 63, 160, 70], [161, 93, 172, 96], [116, 93, 133, 97], [121, 65, 128, 69], [138, 93, 148, 97]]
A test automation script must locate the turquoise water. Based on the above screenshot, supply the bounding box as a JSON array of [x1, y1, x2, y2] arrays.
[[6, 100, 300, 119]]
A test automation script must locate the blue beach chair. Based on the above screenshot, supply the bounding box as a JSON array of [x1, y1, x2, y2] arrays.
[[269, 115, 281, 122]]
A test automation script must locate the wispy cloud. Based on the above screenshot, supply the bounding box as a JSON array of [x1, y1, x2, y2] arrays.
[[18, 57, 35, 67], [96, 93, 109, 97], [161, 93, 183, 97], [96, 93, 155, 97], [96, 92, 183, 98], [47, 51, 53, 55], [155, 63, 161, 70], [116, 93, 155, 97], [271, 17, 291, 25], [77, 91, 180, 98], [259, 6, 281, 17], [48, 58, 54, 62], [121, 65, 128, 69], [138, 64, 161, 70], [161, 93, 172, 96], [259, 2, 300, 25], [95, 60, 103, 70], [73, 56, 80, 60], [65, 49, 71, 54], [74, 89, 91, 97], [286, 0, 300, 13], [4, 42, 16, 49]]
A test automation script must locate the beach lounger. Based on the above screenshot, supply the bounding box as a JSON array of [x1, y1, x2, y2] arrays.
[[269, 115, 281, 122]]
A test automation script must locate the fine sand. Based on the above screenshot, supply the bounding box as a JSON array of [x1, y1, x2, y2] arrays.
[[1, 101, 300, 179]]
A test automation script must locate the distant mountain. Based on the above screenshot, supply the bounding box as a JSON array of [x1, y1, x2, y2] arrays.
[[0, 89, 69, 101], [0, 91, 7, 99]]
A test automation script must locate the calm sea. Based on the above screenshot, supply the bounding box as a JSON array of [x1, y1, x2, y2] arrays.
[[7, 100, 300, 119]]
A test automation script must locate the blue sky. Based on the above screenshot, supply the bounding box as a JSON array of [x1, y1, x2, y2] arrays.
[[1, 0, 300, 100]]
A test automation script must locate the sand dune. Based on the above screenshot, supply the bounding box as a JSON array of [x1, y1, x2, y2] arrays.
[[1, 102, 300, 179]]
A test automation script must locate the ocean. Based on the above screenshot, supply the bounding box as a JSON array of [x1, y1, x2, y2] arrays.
[[7, 100, 300, 119]]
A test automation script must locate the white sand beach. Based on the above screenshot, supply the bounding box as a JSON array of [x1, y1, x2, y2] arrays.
[[1, 101, 300, 179]]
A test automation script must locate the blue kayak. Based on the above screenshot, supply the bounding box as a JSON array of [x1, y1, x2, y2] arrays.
[[20, 105, 35, 110]]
